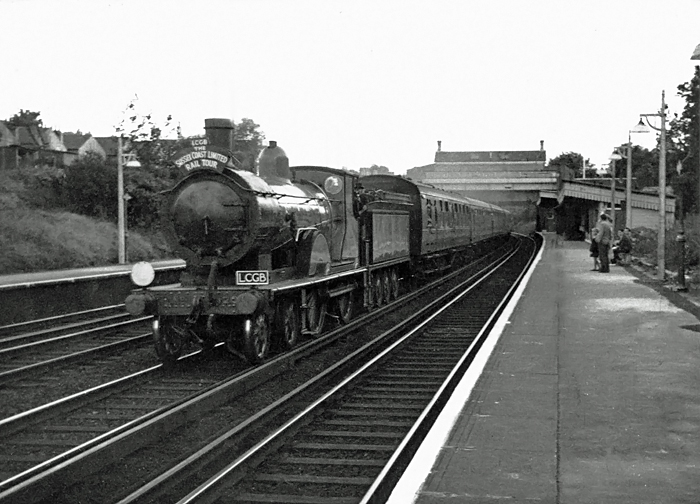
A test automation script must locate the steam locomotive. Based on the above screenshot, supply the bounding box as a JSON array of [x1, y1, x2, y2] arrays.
[[125, 118, 511, 364]]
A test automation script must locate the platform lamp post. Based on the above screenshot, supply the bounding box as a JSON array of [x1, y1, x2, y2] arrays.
[[614, 127, 648, 230], [623, 138, 632, 229], [609, 152, 623, 232], [117, 135, 141, 264], [636, 90, 668, 280]]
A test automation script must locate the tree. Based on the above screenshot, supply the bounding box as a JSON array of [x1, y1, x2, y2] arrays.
[[6, 109, 43, 128], [547, 152, 592, 179], [63, 153, 117, 220], [668, 69, 700, 215], [360, 164, 391, 175], [233, 118, 265, 171], [623, 145, 657, 191]]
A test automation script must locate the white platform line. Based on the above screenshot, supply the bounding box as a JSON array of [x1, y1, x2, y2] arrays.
[[386, 238, 545, 503]]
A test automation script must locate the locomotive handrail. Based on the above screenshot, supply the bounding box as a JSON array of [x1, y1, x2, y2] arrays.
[[225, 169, 327, 202], [295, 227, 319, 242]]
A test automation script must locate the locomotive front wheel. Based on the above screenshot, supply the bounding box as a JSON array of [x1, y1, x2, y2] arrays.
[[335, 292, 354, 324], [306, 290, 327, 335], [389, 269, 400, 300], [275, 298, 300, 350], [153, 316, 185, 364], [242, 312, 271, 364]]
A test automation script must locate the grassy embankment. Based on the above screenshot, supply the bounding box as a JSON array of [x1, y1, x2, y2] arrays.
[[0, 170, 172, 275]]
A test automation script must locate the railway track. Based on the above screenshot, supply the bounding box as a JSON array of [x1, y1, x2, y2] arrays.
[[0, 305, 130, 341], [0, 347, 241, 495], [0, 305, 154, 385], [0, 235, 534, 503], [154, 234, 536, 503]]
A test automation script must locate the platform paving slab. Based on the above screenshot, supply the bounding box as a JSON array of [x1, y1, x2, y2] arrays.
[[412, 239, 700, 504]]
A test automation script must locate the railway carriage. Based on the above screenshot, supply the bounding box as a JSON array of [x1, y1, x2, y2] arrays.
[[125, 118, 511, 365], [360, 175, 511, 276]]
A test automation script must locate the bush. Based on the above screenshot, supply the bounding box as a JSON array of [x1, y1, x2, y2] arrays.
[[629, 218, 700, 271], [15, 165, 65, 210], [63, 153, 117, 220]]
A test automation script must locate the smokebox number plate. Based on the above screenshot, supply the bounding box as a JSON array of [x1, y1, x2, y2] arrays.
[[236, 270, 269, 285]]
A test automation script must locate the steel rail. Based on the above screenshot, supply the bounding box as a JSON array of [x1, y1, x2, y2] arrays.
[[120, 240, 524, 504], [359, 234, 537, 503], [0, 240, 517, 503], [0, 346, 209, 498], [0, 313, 143, 351], [0, 330, 152, 382], [0, 316, 150, 356], [0, 304, 126, 335], [0, 362, 163, 436]]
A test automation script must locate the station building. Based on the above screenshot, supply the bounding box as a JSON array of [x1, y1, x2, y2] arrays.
[[406, 141, 675, 239]]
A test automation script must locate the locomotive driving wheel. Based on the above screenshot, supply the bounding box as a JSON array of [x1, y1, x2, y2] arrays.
[[275, 297, 300, 350], [335, 292, 354, 325], [242, 311, 271, 364], [153, 316, 186, 364], [306, 289, 327, 335], [382, 271, 392, 305], [372, 273, 384, 307]]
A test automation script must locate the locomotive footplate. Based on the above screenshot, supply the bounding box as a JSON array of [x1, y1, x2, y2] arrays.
[[164, 286, 264, 316], [126, 285, 267, 317]]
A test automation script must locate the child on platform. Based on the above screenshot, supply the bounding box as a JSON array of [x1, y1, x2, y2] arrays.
[[590, 228, 600, 271]]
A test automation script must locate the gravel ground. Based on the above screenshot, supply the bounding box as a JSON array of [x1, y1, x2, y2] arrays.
[[0, 341, 160, 418]]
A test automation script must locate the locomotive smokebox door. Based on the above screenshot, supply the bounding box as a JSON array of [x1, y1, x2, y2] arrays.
[[168, 172, 249, 266]]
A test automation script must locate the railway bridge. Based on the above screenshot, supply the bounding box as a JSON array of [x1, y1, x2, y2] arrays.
[[407, 142, 675, 239]]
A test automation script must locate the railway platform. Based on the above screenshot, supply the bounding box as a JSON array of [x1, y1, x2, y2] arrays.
[[0, 259, 184, 289], [389, 232, 700, 503]]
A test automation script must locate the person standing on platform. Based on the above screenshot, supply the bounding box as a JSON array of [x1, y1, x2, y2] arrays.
[[595, 213, 613, 273], [590, 228, 600, 271]]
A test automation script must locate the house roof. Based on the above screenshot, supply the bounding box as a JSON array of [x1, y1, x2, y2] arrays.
[[0, 122, 66, 151], [62, 132, 91, 151], [94, 137, 119, 157], [0, 121, 16, 146], [14, 126, 45, 148]]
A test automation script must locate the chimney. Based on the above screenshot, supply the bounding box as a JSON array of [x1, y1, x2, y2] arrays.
[[204, 118, 234, 151], [437, 140, 442, 152], [539, 140, 544, 151]]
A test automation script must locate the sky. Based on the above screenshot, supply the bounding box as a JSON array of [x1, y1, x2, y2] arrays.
[[2, 0, 700, 174]]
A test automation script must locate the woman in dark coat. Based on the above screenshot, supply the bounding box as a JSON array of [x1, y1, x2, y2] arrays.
[[589, 228, 600, 271]]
